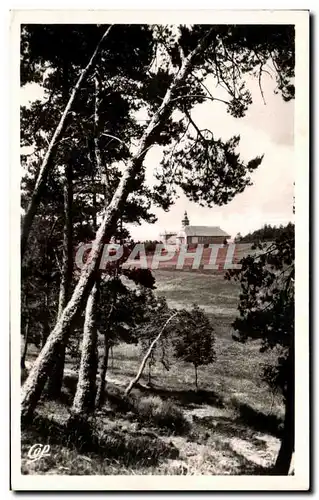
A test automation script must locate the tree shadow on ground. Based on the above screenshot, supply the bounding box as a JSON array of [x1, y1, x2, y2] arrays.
[[193, 414, 256, 442], [133, 383, 225, 409], [194, 403, 282, 442], [231, 444, 292, 476], [197, 438, 273, 475], [21, 412, 178, 468], [233, 401, 283, 438]]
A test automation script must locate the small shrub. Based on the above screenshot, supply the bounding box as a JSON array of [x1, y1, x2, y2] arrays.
[[133, 396, 190, 434]]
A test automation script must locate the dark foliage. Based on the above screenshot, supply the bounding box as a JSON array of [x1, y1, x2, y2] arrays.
[[239, 222, 295, 244]]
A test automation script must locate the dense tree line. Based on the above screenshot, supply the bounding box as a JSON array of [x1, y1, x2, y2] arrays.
[[236, 222, 294, 243]]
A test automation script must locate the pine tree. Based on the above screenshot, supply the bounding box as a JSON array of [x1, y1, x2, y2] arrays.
[[21, 24, 295, 419], [21, 25, 156, 411], [226, 224, 295, 474]]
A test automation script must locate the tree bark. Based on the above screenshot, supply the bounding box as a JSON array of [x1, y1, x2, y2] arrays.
[[95, 337, 110, 408], [57, 163, 74, 320], [46, 162, 73, 399], [274, 354, 295, 474], [125, 312, 178, 397], [148, 359, 152, 386], [21, 35, 211, 419], [21, 317, 30, 370], [41, 285, 50, 348], [110, 345, 114, 369], [194, 365, 198, 391], [21, 26, 113, 259], [41, 320, 50, 349], [72, 279, 99, 415], [95, 297, 114, 408]]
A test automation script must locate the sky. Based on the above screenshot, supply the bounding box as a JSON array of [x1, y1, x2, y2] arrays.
[[129, 71, 294, 241], [21, 56, 294, 242]]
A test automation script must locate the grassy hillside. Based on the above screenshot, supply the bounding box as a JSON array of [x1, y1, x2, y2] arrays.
[[21, 265, 285, 476]]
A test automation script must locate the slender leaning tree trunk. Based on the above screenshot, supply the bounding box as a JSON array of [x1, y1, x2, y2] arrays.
[[21, 35, 211, 420], [20, 26, 113, 259], [125, 312, 178, 397], [72, 70, 105, 414], [72, 279, 99, 414], [46, 162, 73, 398]]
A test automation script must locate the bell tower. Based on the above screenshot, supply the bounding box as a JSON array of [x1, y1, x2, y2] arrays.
[[182, 211, 190, 227]]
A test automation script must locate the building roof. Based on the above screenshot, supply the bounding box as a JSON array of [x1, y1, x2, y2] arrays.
[[178, 226, 230, 238]]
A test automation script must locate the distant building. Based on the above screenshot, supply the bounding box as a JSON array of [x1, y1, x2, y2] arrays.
[[160, 212, 231, 247]]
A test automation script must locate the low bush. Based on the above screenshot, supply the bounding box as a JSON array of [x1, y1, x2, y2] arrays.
[[132, 396, 190, 434]]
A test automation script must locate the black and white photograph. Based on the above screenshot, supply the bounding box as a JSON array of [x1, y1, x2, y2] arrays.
[[10, 9, 309, 491]]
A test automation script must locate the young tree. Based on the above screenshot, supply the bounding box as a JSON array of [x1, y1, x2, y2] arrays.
[[21, 24, 294, 419], [136, 294, 175, 387], [125, 298, 179, 397], [226, 224, 294, 474], [173, 305, 216, 391]]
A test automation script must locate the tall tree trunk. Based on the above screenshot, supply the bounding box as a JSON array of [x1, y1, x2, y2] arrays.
[[148, 359, 152, 386], [72, 279, 99, 415], [21, 317, 30, 370], [110, 345, 114, 369], [95, 337, 110, 408], [41, 322, 50, 349], [93, 70, 109, 203], [21, 26, 113, 259], [41, 285, 50, 348], [46, 162, 73, 399], [194, 365, 198, 391], [95, 295, 114, 408], [125, 312, 178, 397], [72, 180, 99, 414], [274, 353, 295, 474], [21, 35, 211, 420]]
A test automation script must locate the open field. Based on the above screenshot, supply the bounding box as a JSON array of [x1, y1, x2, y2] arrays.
[[123, 242, 266, 272], [21, 266, 285, 476]]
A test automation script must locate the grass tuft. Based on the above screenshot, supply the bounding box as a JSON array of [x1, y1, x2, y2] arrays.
[[21, 410, 179, 473]]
